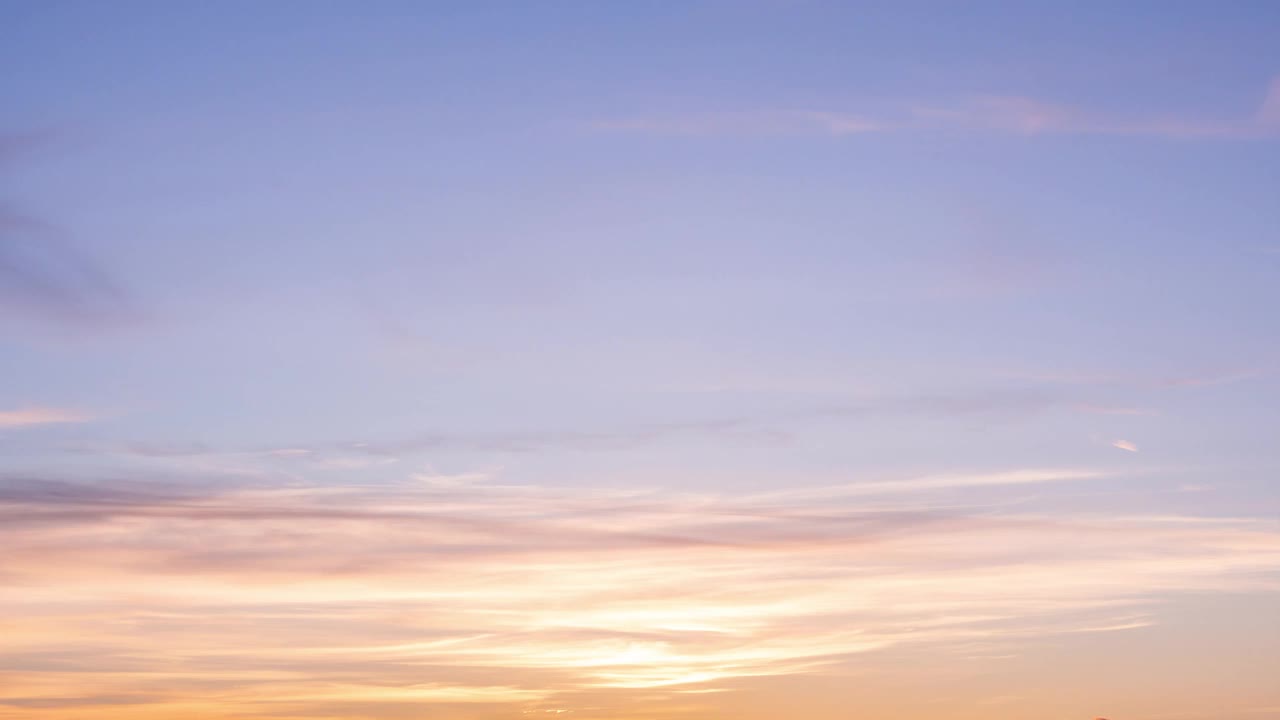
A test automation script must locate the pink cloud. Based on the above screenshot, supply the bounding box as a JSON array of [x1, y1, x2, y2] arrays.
[[599, 74, 1280, 140], [913, 74, 1280, 139], [1256, 76, 1280, 127], [591, 109, 883, 136], [3, 471, 1278, 719], [0, 407, 92, 428]]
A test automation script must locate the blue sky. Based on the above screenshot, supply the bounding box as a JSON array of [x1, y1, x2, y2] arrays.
[[5, 1, 1280, 488], [2, 3, 1280, 719]]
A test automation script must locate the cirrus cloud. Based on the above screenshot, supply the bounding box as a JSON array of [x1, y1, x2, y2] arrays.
[[1, 471, 1277, 718], [0, 407, 93, 429]]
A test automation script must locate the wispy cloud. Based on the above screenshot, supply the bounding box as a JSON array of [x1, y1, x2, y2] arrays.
[[0, 407, 92, 429], [1015, 366, 1270, 390], [62, 418, 768, 466], [1256, 76, 1280, 126], [64, 384, 1100, 461], [0, 131, 57, 160], [2, 473, 1277, 718], [0, 133, 137, 331], [909, 83, 1280, 139], [597, 74, 1280, 140], [1111, 439, 1139, 453], [0, 211, 134, 329], [51, 382, 1164, 469], [1156, 369, 1265, 388], [748, 468, 1104, 501], [591, 110, 883, 136], [1073, 404, 1157, 416]]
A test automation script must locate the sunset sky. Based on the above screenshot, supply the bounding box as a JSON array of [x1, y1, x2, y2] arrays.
[[3, 2, 1280, 719]]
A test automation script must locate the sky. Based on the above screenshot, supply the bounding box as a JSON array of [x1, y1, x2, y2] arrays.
[[2, 1, 1280, 719]]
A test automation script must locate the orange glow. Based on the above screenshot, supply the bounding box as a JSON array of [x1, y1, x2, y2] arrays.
[[3, 472, 1278, 718]]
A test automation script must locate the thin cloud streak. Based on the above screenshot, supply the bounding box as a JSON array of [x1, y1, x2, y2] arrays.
[[746, 468, 1104, 501], [2, 473, 1278, 718], [597, 74, 1280, 140], [60, 384, 1127, 464], [0, 135, 138, 332], [0, 407, 93, 429], [0, 211, 135, 329], [591, 110, 882, 136]]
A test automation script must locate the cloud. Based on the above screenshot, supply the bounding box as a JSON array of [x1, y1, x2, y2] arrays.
[[1256, 76, 1280, 127], [1015, 366, 1269, 391], [1073, 404, 1157, 416], [591, 110, 882, 136], [748, 468, 1104, 501], [0, 210, 136, 330], [311, 455, 399, 470], [65, 385, 1099, 466], [598, 74, 1280, 140], [1111, 440, 1139, 453], [65, 417, 773, 463], [265, 447, 311, 457], [39, 383, 1155, 489], [2, 472, 1277, 718], [805, 387, 1059, 421], [0, 133, 137, 331], [1157, 369, 1263, 388], [909, 86, 1279, 139], [0, 131, 57, 161], [0, 407, 92, 429]]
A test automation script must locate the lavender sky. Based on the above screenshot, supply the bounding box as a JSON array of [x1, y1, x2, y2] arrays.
[[2, 2, 1280, 719]]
